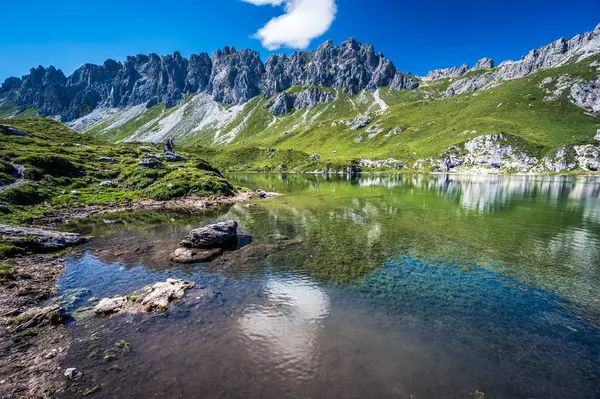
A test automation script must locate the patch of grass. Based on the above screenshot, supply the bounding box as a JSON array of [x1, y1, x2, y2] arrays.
[[81, 385, 100, 396], [18, 155, 81, 177], [0, 183, 53, 205], [0, 117, 237, 227], [0, 239, 24, 258], [0, 260, 15, 282], [144, 168, 234, 200]]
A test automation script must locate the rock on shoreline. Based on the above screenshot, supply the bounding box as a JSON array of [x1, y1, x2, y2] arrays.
[[0, 225, 85, 253]]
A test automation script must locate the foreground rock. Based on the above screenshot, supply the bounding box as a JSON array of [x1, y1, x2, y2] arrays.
[[180, 220, 238, 249], [0, 225, 85, 253], [94, 296, 128, 315], [93, 279, 195, 315]]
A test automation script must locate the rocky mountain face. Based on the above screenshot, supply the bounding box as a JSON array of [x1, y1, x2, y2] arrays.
[[434, 24, 600, 101], [421, 58, 496, 81], [265, 88, 335, 116], [414, 133, 600, 173], [0, 39, 418, 121]]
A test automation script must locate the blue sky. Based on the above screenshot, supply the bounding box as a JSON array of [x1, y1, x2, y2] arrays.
[[1, 0, 599, 80]]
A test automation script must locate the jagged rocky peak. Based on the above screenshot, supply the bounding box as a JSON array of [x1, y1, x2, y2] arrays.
[[1, 76, 22, 92], [185, 53, 212, 93], [442, 23, 600, 98], [265, 88, 335, 116], [471, 57, 495, 71], [1, 37, 418, 121], [423, 64, 469, 81], [210, 46, 265, 104], [423, 58, 494, 82], [261, 37, 418, 96]]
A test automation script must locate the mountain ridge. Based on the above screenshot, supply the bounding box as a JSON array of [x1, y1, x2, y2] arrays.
[[0, 38, 418, 121]]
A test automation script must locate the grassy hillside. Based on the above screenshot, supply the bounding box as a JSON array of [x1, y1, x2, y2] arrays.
[[0, 118, 235, 228], [61, 55, 599, 172], [3, 56, 599, 173], [210, 56, 599, 162]]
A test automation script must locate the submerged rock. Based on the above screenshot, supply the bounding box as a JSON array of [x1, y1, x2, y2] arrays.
[[94, 297, 127, 315], [169, 247, 223, 264], [141, 279, 196, 310], [0, 225, 85, 253], [181, 220, 238, 249], [93, 279, 195, 316]]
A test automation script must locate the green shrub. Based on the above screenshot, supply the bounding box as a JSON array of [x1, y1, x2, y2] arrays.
[[20, 155, 81, 177], [0, 183, 51, 205], [195, 160, 224, 177], [0, 172, 13, 184], [0, 159, 14, 175], [23, 167, 43, 181]]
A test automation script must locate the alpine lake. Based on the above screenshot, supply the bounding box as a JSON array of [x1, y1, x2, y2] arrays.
[[55, 173, 600, 399]]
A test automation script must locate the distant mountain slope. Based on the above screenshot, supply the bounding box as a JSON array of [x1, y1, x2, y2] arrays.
[[1, 25, 600, 173]]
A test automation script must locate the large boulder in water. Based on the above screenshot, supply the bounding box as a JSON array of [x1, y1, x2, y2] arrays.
[[180, 220, 238, 249]]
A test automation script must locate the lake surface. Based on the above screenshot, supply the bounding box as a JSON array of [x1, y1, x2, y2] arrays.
[[57, 174, 600, 398]]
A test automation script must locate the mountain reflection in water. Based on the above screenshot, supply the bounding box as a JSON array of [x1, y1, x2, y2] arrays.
[[56, 173, 600, 399]]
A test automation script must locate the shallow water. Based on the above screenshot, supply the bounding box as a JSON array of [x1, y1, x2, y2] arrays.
[[57, 174, 600, 398]]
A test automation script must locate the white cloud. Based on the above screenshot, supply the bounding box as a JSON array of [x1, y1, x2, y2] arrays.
[[242, 0, 337, 50]]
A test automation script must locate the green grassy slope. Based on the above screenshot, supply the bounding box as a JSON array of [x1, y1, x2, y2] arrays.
[[80, 55, 599, 171], [218, 56, 599, 163], [0, 118, 235, 227], [5, 56, 599, 172]]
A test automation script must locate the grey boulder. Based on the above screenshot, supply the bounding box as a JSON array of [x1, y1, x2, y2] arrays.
[[0, 225, 85, 253], [181, 220, 238, 249], [164, 151, 186, 162]]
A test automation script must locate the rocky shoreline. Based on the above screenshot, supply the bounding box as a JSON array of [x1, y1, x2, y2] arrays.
[[0, 253, 72, 398], [0, 190, 279, 398]]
